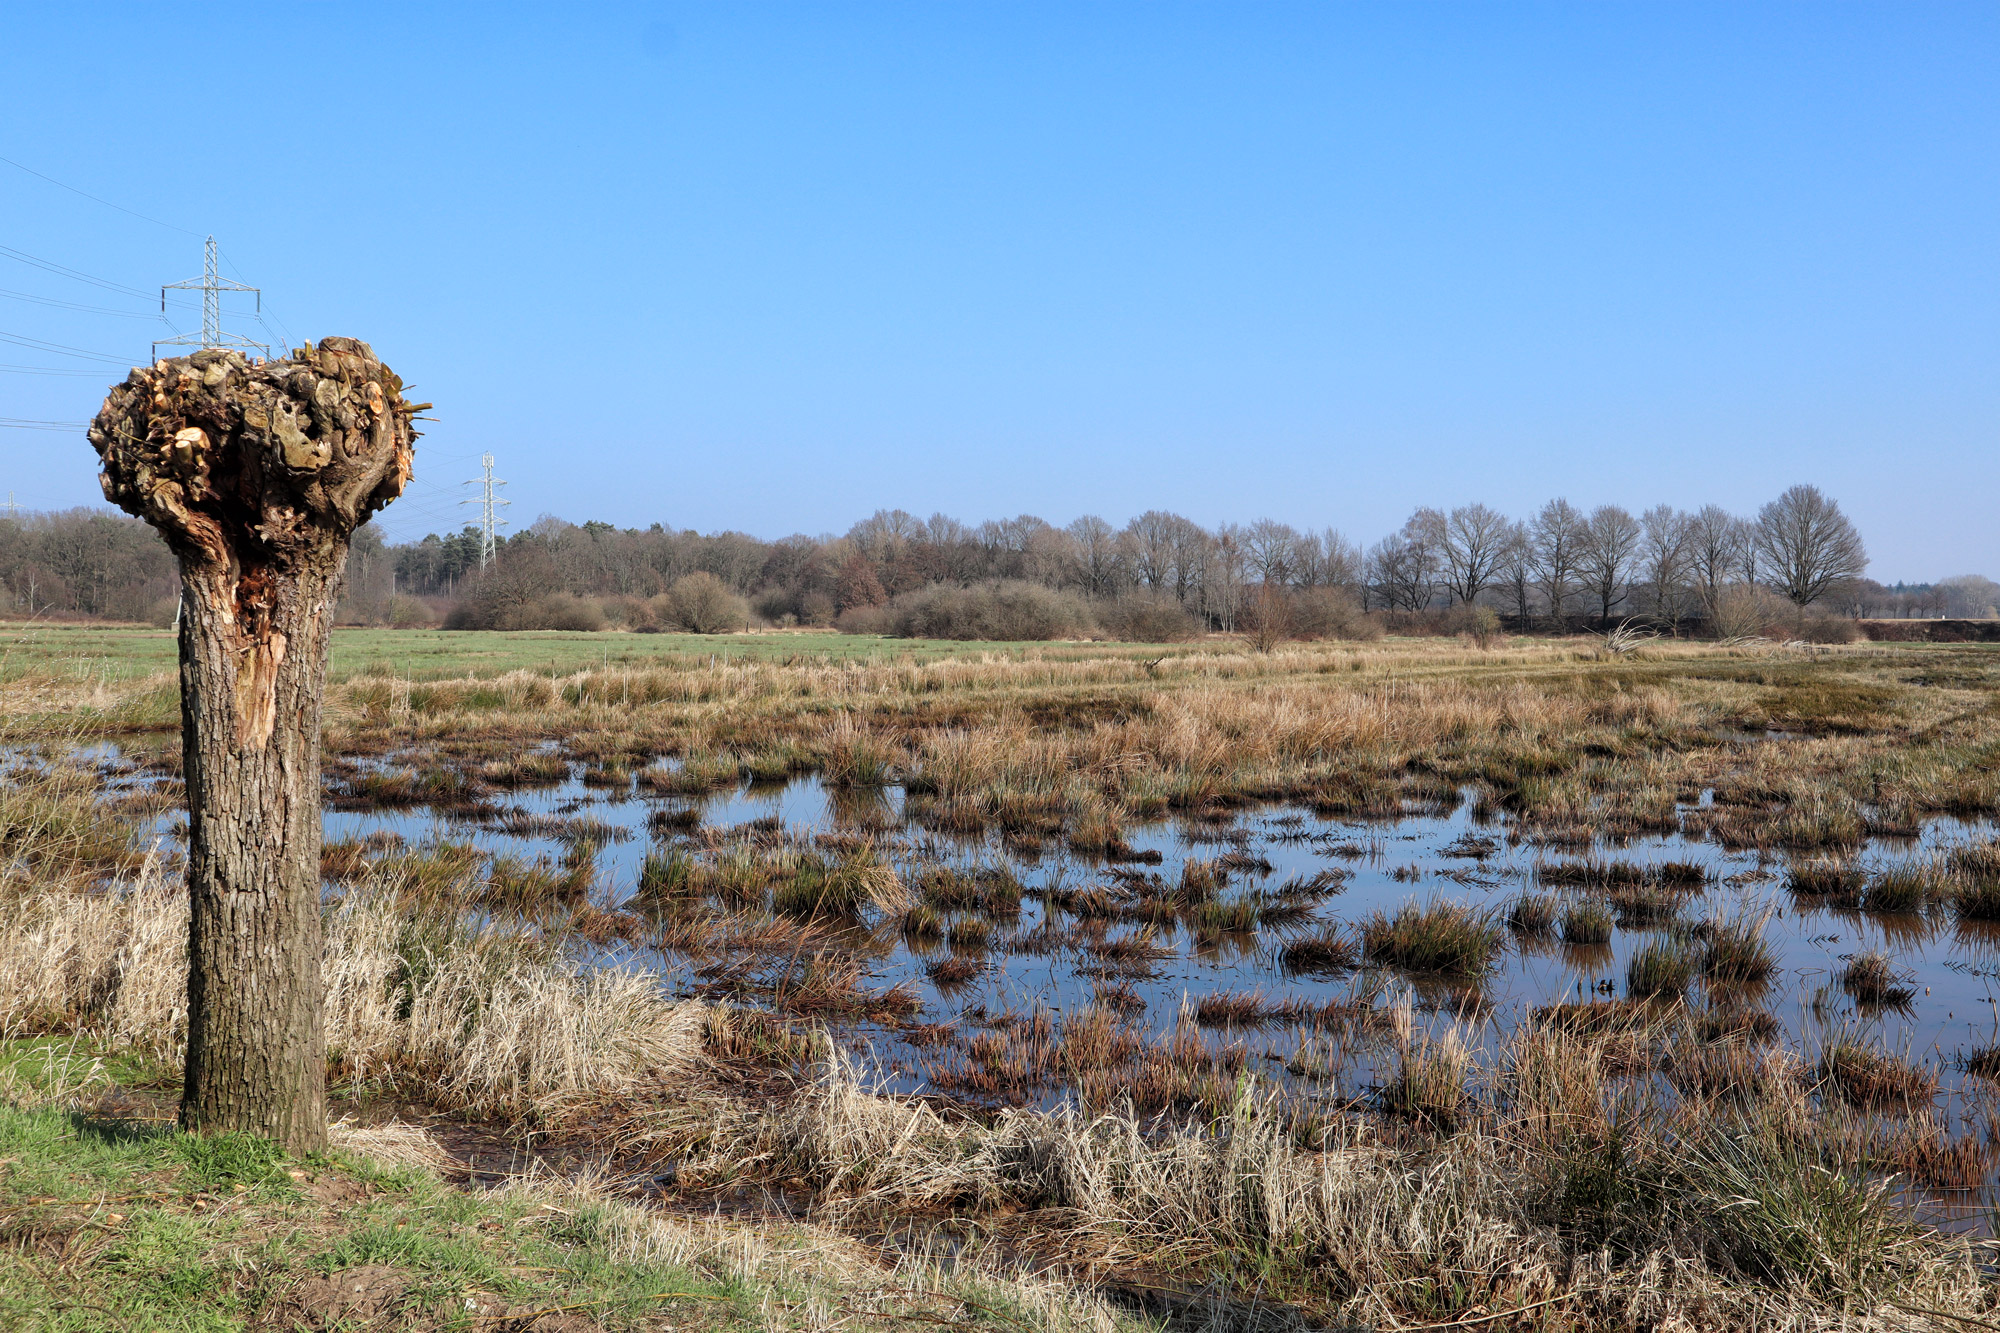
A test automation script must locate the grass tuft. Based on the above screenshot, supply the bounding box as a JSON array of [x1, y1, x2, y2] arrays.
[[1361, 900, 1505, 977]]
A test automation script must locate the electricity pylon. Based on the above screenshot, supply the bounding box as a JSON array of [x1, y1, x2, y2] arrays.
[[461, 453, 510, 568], [154, 236, 269, 360]]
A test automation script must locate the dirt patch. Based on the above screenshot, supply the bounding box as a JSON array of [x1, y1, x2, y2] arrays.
[[284, 1264, 410, 1328], [305, 1175, 374, 1208]]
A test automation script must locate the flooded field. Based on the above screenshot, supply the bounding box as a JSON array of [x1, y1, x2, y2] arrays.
[[11, 633, 2000, 1328], [70, 736, 2000, 1225]]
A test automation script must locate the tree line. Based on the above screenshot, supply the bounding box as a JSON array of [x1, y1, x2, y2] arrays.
[[5, 484, 1994, 634]]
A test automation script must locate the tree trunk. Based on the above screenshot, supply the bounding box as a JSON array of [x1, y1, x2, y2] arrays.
[[177, 556, 341, 1151], [89, 339, 423, 1155]]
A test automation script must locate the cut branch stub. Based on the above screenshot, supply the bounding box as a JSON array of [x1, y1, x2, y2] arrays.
[[86, 338, 424, 1154]]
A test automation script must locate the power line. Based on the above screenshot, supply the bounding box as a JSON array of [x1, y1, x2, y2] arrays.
[[0, 285, 181, 319], [0, 154, 201, 236], [0, 363, 105, 377], [0, 329, 131, 364], [461, 453, 510, 568], [0, 244, 155, 300], [0, 417, 89, 431]]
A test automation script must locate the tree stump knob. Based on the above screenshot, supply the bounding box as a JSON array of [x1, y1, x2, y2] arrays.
[[88, 338, 426, 574]]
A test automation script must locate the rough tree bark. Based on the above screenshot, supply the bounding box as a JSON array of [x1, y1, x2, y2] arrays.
[[89, 339, 423, 1153]]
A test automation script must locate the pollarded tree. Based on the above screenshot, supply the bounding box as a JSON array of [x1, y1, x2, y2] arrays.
[[89, 340, 422, 1153], [1755, 484, 1868, 607]]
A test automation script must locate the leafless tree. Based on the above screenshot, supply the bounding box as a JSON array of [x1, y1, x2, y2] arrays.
[[1637, 504, 1693, 629], [1165, 513, 1212, 608], [1243, 518, 1301, 587], [1294, 527, 1362, 590], [1498, 521, 1534, 622], [1529, 499, 1585, 627], [1683, 504, 1741, 619], [1368, 533, 1437, 611], [1430, 502, 1511, 605], [1733, 516, 1762, 588], [1065, 515, 1120, 597], [1123, 510, 1181, 594], [1578, 504, 1641, 619], [1755, 484, 1868, 606]]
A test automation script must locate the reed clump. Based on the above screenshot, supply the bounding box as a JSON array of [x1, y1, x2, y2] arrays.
[[1560, 900, 1614, 945], [1627, 938, 1701, 999], [1839, 952, 1915, 1007], [1360, 900, 1505, 977]]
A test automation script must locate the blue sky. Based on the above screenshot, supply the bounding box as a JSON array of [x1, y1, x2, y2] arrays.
[[2, 3, 1995, 578]]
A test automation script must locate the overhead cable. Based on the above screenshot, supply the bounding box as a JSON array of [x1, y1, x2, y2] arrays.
[[0, 243, 156, 300], [0, 154, 201, 237], [0, 328, 134, 364]]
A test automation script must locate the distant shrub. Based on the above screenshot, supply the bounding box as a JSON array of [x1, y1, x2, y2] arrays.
[[1708, 585, 1795, 640], [1099, 595, 1201, 643], [512, 594, 605, 631], [799, 591, 836, 627], [1292, 588, 1382, 641], [752, 589, 795, 623], [1373, 608, 1453, 637], [1237, 585, 1292, 651], [596, 594, 649, 630], [1444, 602, 1503, 649], [446, 592, 604, 631], [888, 581, 1096, 641], [835, 604, 892, 635], [661, 572, 749, 634], [1792, 615, 1861, 644], [386, 595, 435, 629]]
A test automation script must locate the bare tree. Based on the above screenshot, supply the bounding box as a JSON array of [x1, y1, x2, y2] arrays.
[[1578, 504, 1641, 619], [1065, 515, 1120, 597], [90, 341, 421, 1153], [1242, 519, 1301, 587], [847, 508, 922, 561], [1498, 521, 1533, 622], [1683, 504, 1741, 620], [1367, 533, 1437, 611], [1122, 510, 1181, 594], [1637, 505, 1693, 629], [1434, 502, 1511, 606], [1295, 528, 1362, 590], [1529, 499, 1585, 627], [1755, 484, 1868, 606]]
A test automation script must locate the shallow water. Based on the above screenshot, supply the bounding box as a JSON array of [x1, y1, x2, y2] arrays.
[[33, 742, 2000, 1223], [307, 764, 1994, 1063]]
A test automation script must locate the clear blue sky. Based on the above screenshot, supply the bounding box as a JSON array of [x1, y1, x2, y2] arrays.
[[3, 3, 1995, 578]]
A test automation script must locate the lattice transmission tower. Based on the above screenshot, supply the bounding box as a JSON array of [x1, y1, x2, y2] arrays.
[[155, 236, 269, 360], [461, 453, 510, 568]]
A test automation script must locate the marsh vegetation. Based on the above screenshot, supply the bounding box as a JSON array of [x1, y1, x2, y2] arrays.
[[4, 625, 2000, 1329]]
